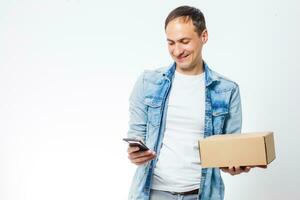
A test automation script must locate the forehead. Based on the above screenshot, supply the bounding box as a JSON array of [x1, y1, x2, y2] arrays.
[[165, 17, 198, 40]]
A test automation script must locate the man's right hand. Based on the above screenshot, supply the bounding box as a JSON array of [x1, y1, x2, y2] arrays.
[[127, 146, 156, 165]]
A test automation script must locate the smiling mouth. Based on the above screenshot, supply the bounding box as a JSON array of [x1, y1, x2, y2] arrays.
[[177, 54, 190, 61]]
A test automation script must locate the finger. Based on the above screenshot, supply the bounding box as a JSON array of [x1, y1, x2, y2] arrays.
[[228, 166, 235, 175], [244, 167, 251, 172], [132, 154, 155, 164], [234, 166, 241, 174], [127, 146, 140, 153], [230, 171, 236, 176], [133, 153, 155, 162], [130, 151, 155, 161], [258, 165, 267, 169], [129, 150, 155, 160]]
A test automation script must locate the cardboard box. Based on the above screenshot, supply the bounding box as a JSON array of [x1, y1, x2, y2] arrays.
[[198, 132, 275, 168]]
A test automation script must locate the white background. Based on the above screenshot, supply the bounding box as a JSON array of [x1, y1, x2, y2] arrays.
[[0, 0, 299, 199]]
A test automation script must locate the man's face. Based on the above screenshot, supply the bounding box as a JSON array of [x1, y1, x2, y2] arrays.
[[165, 17, 207, 72]]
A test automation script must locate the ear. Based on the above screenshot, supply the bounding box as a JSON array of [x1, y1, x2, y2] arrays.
[[201, 29, 208, 44]]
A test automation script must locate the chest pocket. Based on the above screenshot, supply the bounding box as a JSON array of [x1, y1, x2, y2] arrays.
[[144, 97, 163, 127], [212, 107, 229, 134], [211, 89, 231, 134]]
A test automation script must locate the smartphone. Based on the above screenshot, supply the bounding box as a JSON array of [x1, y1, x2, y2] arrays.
[[123, 138, 149, 151]]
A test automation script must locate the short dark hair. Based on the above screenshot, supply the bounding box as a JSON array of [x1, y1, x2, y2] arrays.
[[165, 6, 206, 36]]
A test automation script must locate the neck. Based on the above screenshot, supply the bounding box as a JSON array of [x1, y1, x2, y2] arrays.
[[176, 60, 204, 75]]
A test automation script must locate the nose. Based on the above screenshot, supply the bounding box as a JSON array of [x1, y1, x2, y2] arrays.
[[172, 44, 184, 57]]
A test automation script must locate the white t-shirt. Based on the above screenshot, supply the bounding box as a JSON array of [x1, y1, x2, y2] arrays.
[[151, 70, 205, 192]]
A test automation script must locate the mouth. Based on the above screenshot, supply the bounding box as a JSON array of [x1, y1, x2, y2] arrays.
[[177, 54, 190, 62]]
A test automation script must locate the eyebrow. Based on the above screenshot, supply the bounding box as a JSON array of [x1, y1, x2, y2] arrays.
[[167, 37, 192, 42]]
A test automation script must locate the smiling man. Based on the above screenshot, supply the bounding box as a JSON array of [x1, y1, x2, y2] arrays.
[[126, 6, 250, 200]]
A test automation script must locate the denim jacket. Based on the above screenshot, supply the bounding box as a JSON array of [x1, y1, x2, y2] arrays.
[[127, 62, 242, 200]]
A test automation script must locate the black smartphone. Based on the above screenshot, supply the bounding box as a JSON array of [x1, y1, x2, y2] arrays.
[[123, 138, 149, 151]]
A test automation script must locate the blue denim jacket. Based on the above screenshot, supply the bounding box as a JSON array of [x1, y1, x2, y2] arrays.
[[127, 62, 242, 200]]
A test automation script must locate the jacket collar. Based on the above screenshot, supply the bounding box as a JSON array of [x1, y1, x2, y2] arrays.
[[163, 61, 219, 87]]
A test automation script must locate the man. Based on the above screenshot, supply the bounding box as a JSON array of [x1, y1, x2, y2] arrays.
[[126, 6, 251, 200]]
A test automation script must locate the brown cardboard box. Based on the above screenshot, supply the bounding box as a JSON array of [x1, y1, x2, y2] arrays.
[[198, 132, 275, 168]]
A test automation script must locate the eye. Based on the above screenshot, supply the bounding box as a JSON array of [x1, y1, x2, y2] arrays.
[[181, 40, 190, 44]]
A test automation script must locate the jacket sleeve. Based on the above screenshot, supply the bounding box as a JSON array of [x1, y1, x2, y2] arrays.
[[127, 72, 148, 140], [223, 84, 242, 134]]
